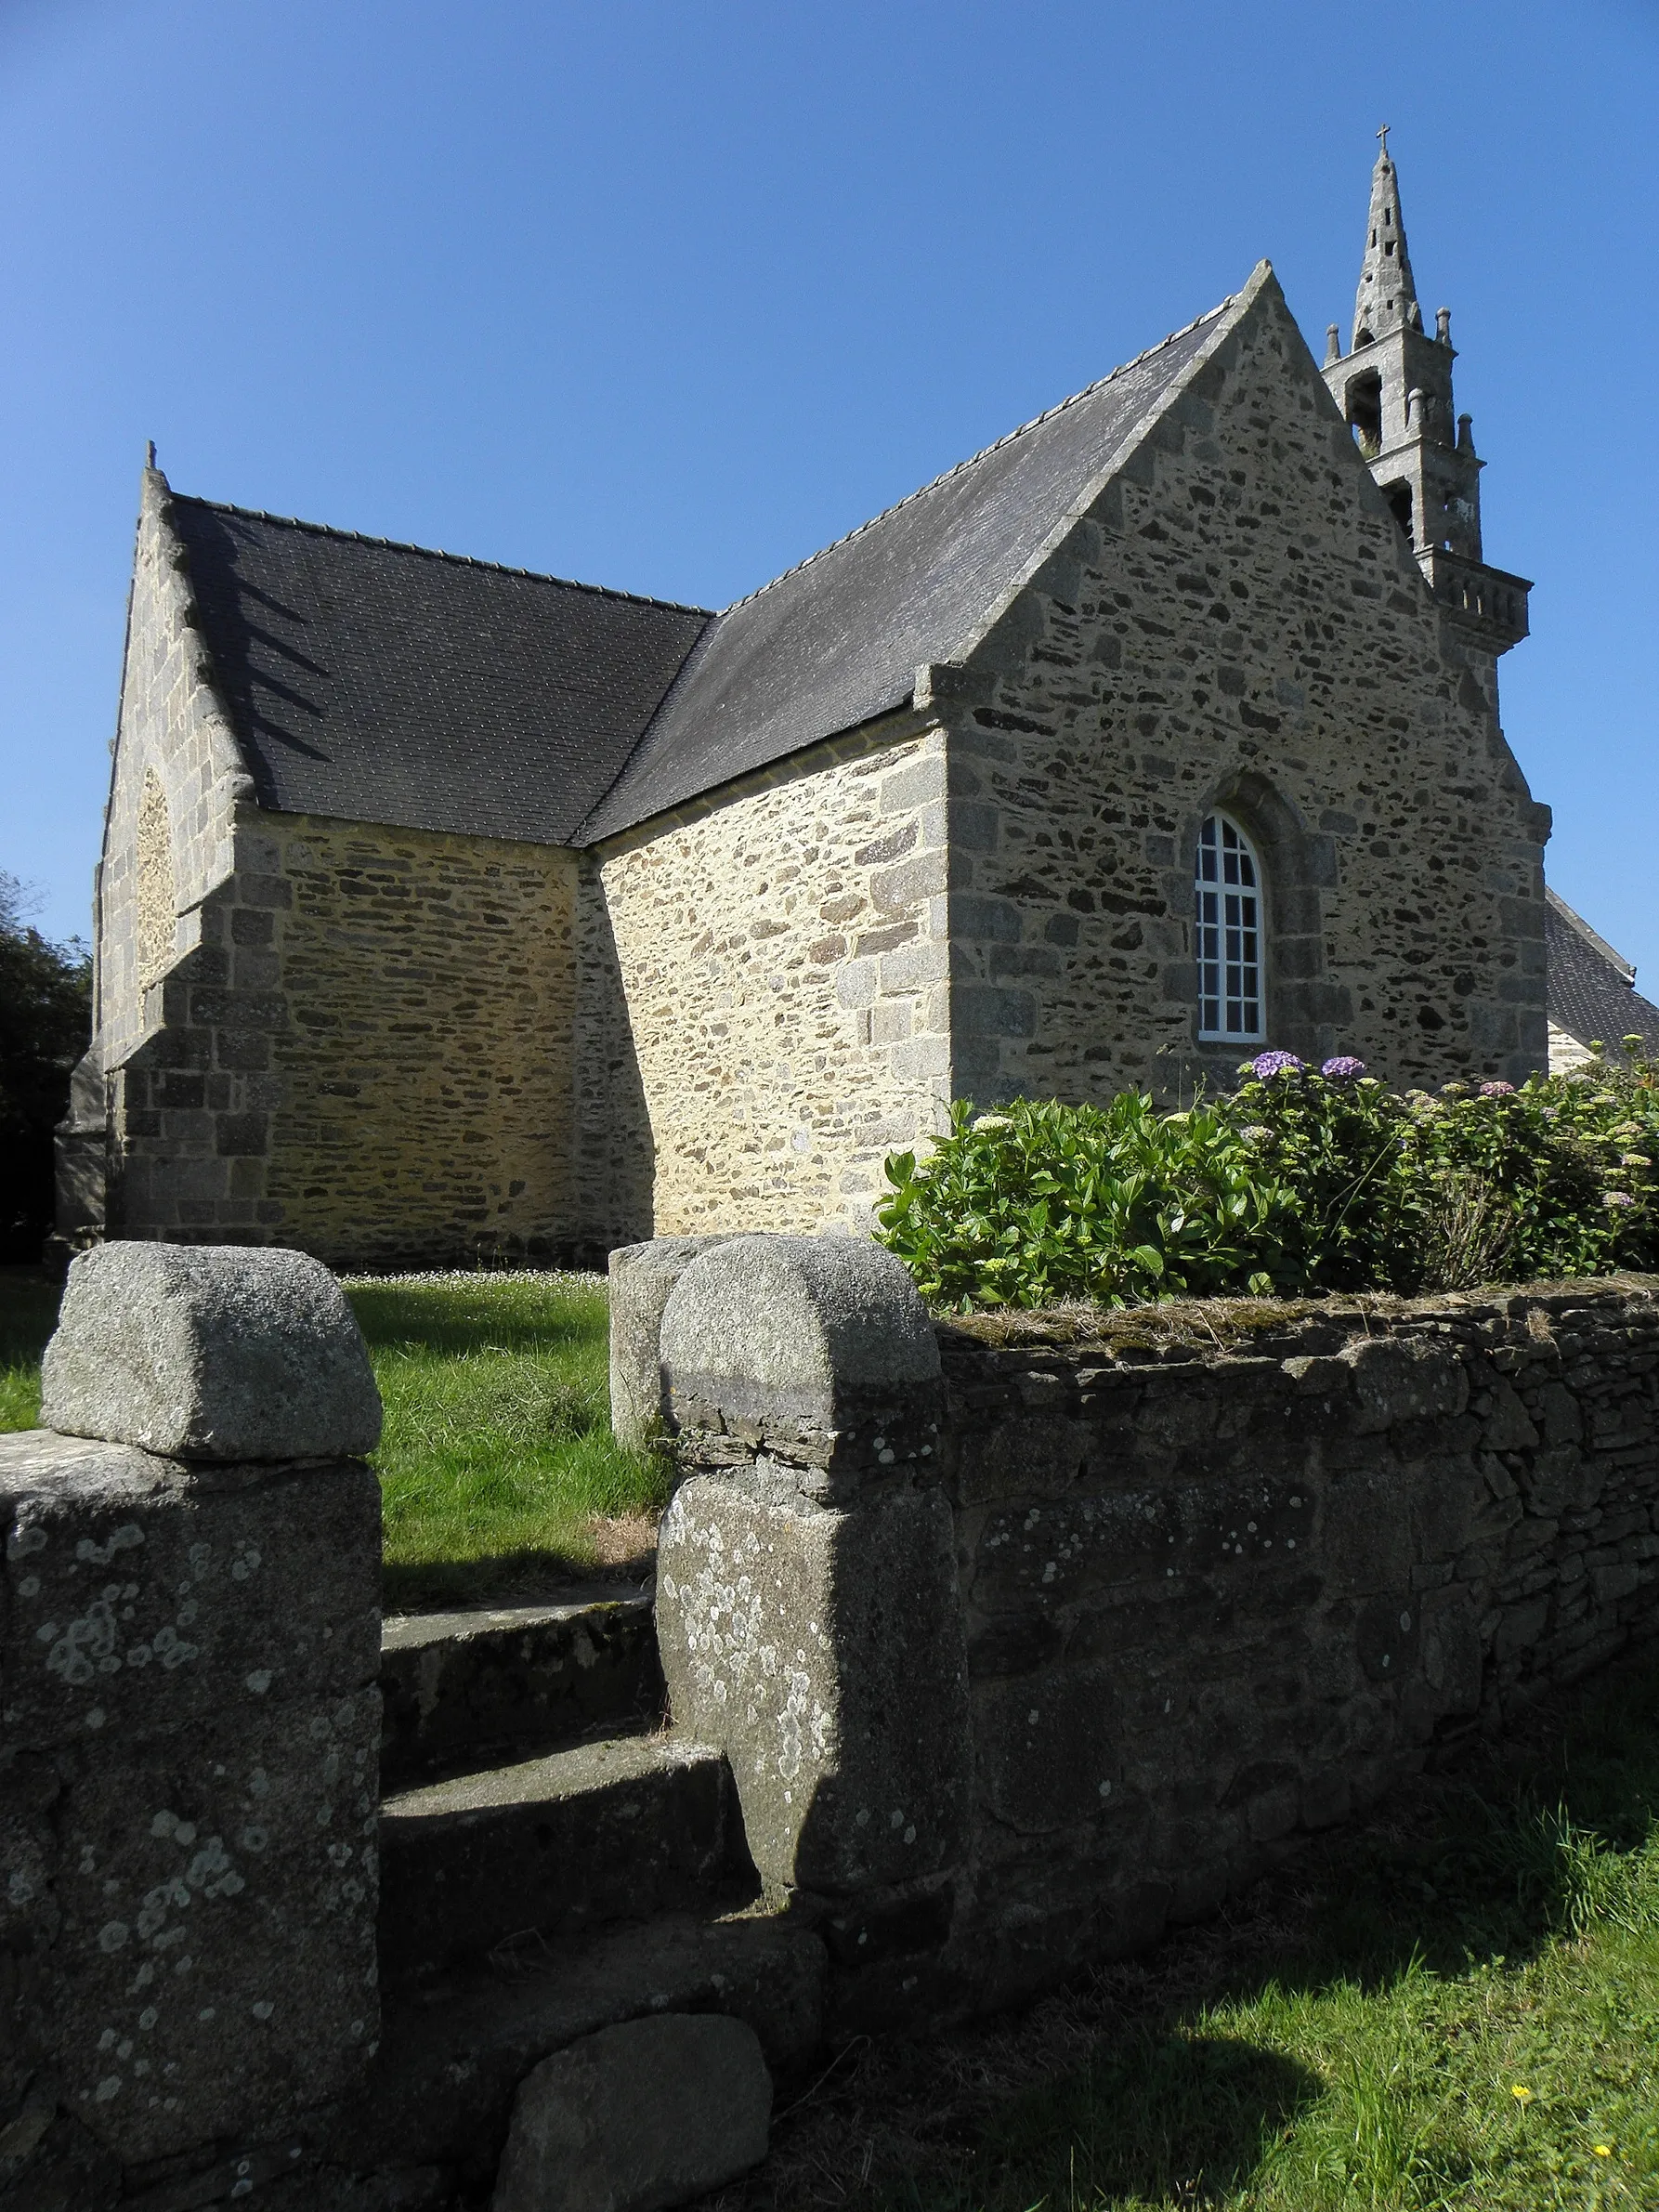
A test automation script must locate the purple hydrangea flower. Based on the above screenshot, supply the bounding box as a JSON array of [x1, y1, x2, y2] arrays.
[[1480, 1080, 1517, 1098], [1248, 1051, 1307, 1080], [1601, 1191, 1635, 1209], [1321, 1056, 1366, 1080]]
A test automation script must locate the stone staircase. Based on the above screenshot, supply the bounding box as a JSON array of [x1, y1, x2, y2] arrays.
[[338, 1587, 820, 2201]]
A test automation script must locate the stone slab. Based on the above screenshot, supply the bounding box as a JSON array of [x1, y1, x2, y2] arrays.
[[40, 1242, 381, 1462], [608, 1238, 737, 1451], [491, 2012, 770, 2212], [378, 1734, 738, 1981], [656, 1478, 972, 1895], [379, 1589, 660, 1787], [42, 1690, 379, 2163]]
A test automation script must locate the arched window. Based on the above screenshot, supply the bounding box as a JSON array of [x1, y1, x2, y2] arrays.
[[1195, 813, 1263, 1041]]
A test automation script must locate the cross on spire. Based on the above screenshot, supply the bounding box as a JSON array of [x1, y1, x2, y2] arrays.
[[1378, 123, 1391, 160]]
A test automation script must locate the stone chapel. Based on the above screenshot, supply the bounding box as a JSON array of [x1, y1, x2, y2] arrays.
[[58, 146, 1559, 1271]]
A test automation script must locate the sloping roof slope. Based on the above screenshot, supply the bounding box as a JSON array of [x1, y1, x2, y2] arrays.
[[169, 499, 712, 844], [1546, 887, 1659, 1058], [580, 294, 1240, 840]]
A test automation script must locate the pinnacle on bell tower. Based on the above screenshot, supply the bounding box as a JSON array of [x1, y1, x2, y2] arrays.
[[1320, 131, 1530, 668], [1352, 124, 1422, 347]]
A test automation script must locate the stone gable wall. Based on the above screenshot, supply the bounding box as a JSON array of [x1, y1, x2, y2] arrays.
[[589, 724, 954, 1238], [939, 281, 1549, 1107], [109, 811, 581, 1268], [94, 472, 255, 1075]]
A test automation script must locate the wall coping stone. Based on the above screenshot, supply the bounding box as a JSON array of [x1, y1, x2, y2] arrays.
[[41, 1241, 383, 1462]]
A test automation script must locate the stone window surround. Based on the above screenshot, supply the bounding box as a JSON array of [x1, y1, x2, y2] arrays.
[[1167, 766, 1351, 1085]]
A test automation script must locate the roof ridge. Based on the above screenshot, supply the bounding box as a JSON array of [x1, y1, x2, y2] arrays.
[[175, 495, 715, 618], [717, 297, 1234, 619]]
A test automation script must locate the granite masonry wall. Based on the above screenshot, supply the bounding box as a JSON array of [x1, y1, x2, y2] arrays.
[[92, 468, 255, 1078], [103, 813, 581, 1268], [588, 722, 955, 1239], [929, 1276, 1659, 2005], [934, 276, 1550, 1106], [653, 1242, 1659, 2028], [0, 1245, 383, 2203]]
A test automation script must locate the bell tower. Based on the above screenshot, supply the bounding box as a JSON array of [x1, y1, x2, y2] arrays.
[[1321, 129, 1530, 663]]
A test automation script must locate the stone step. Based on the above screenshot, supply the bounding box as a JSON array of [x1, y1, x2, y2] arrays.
[[378, 1731, 751, 1983], [317, 1909, 828, 2192], [378, 1582, 661, 1788]]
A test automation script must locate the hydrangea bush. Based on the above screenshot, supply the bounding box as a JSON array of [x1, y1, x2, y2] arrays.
[[877, 1041, 1659, 1310]]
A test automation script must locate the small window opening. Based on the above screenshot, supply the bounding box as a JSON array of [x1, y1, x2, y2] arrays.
[[1385, 240, 1395, 257], [1345, 370, 1383, 456], [1195, 814, 1263, 1043], [1381, 479, 1414, 541]]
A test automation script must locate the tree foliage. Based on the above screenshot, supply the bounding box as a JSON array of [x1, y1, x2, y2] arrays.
[[0, 874, 91, 1262]]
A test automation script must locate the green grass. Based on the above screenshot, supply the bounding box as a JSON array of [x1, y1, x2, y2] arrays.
[[793, 1658, 1659, 2212], [346, 1271, 667, 1608], [0, 1268, 668, 1609]]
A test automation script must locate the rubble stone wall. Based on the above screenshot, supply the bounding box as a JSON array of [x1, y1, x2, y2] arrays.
[[589, 722, 954, 1239], [936, 1277, 1659, 2002], [651, 1241, 1659, 2027], [939, 277, 1550, 1106], [105, 812, 581, 1268]]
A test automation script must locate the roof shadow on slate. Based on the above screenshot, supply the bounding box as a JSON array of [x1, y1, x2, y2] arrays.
[[1546, 887, 1659, 1060], [170, 499, 712, 847], [578, 291, 1243, 842]]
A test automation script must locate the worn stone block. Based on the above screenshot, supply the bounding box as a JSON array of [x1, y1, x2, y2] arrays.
[[973, 1667, 1122, 1833], [378, 1735, 731, 1981], [491, 2013, 770, 2212], [656, 1478, 971, 1896], [0, 1431, 380, 1745], [46, 1692, 379, 2162], [41, 1243, 381, 1462], [1340, 1336, 1468, 1434], [607, 1237, 737, 1451], [660, 1235, 940, 1438]]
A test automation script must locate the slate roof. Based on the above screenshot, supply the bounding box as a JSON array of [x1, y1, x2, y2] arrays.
[[1546, 887, 1659, 1059], [581, 295, 1238, 840], [168, 499, 712, 844], [170, 279, 1248, 848]]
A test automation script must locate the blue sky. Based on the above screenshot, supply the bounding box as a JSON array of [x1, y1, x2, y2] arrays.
[[3, 0, 1655, 991]]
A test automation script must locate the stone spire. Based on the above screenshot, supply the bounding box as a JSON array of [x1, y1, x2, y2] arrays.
[[1352, 125, 1421, 348], [1321, 132, 1531, 671]]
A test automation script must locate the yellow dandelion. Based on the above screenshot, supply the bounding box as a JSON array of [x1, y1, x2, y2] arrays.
[[1595, 2145, 1613, 2157], [1511, 2085, 1533, 2105]]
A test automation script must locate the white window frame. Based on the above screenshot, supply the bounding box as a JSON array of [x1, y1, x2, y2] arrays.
[[1195, 812, 1265, 1042]]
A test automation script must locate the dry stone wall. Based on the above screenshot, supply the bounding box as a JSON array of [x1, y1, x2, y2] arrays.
[[589, 723, 953, 1239], [934, 1277, 1659, 2007], [649, 1242, 1659, 2031], [938, 278, 1549, 1106]]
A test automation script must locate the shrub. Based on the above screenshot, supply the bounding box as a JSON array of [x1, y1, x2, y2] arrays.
[[877, 1044, 1659, 1310]]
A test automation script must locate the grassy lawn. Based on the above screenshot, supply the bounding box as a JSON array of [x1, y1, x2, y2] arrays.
[[730, 1656, 1659, 2212], [0, 1267, 667, 1609]]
